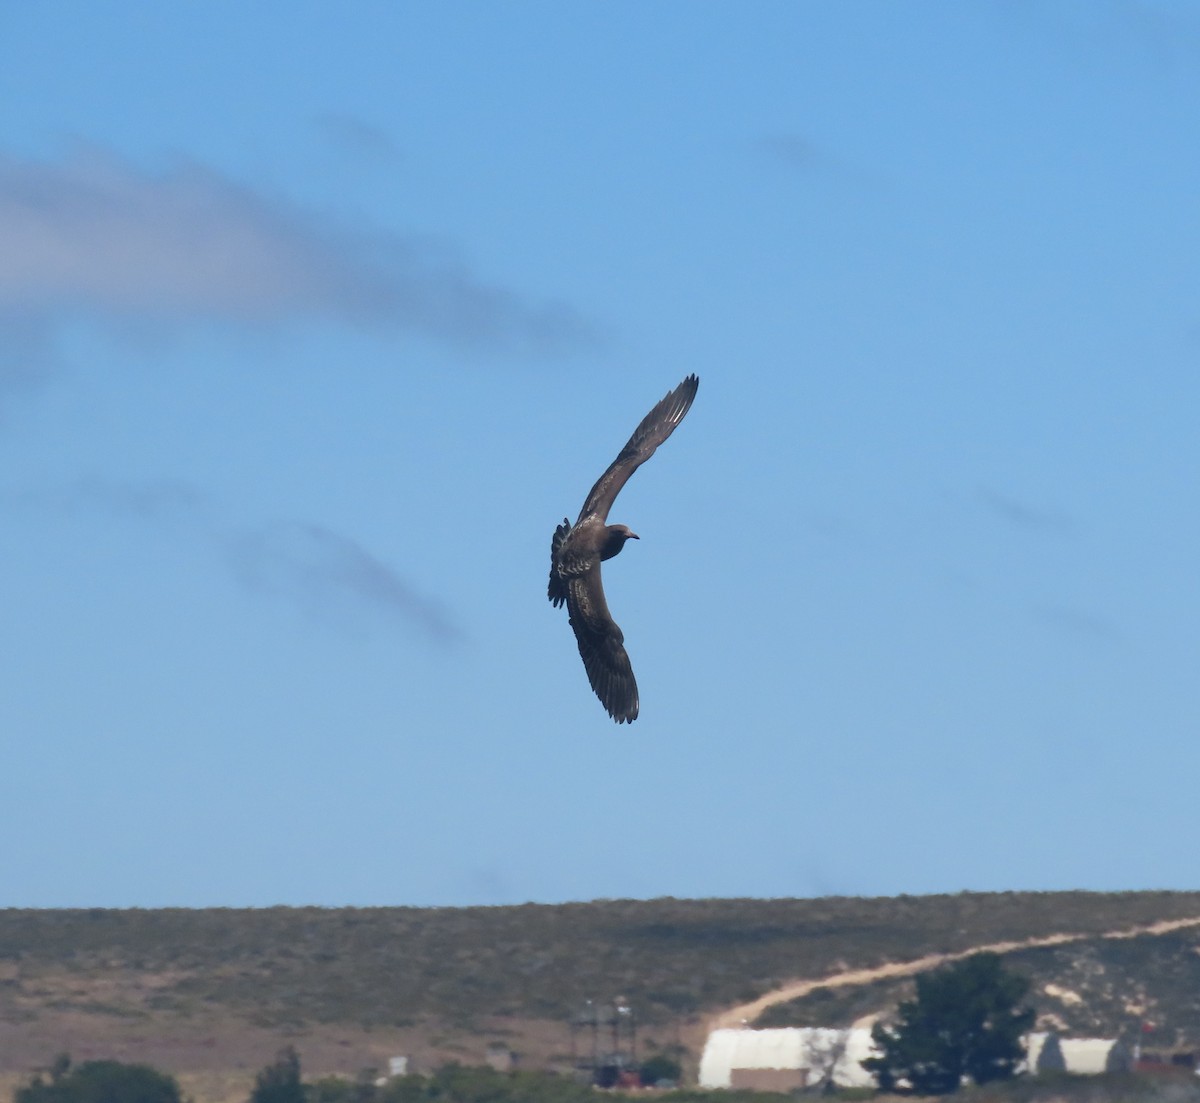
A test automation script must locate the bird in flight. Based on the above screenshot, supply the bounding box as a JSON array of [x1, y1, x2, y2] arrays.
[[548, 374, 699, 722]]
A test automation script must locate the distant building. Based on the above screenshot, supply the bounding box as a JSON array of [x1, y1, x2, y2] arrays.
[[1025, 1034, 1124, 1075], [485, 1044, 516, 1072], [702, 1025, 1149, 1091], [387, 1056, 409, 1078], [698, 1027, 878, 1090]]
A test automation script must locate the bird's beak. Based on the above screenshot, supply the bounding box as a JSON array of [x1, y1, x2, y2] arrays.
[[629, 531, 640, 540]]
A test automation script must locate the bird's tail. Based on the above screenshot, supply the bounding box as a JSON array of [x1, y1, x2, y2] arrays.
[[547, 518, 571, 607]]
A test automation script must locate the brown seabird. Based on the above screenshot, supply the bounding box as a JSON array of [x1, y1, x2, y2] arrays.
[[548, 374, 699, 722]]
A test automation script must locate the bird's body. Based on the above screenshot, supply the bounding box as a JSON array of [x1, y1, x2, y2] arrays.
[[548, 374, 699, 722]]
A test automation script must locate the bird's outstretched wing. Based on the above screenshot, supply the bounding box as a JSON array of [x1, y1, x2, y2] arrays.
[[563, 566, 639, 723], [579, 374, 699, 522]]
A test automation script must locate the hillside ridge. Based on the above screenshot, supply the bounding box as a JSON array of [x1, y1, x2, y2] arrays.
[[5, 891, 1200, 1103]]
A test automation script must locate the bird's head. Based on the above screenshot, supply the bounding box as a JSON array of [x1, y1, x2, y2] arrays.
[[601, 524, 640, 560]]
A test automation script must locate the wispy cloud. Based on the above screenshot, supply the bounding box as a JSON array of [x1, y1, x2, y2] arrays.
[[0, 147, 596, 354], [1033, 603, 1118, 640], [996, 0, 1200, 73], [12, 475, 460, 645], [314, 113, 401, 163], [755, 132, 820, 170], [227, 520, 462, 644], [976, 485, 1075, 535], [37, 476, 205, 521], [0, 312, 57, 405], [5, 475, 207, 524], [751, 130, 880, 192]]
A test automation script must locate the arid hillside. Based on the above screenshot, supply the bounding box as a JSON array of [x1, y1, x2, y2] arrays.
[[4, 892, 1200, 1103]]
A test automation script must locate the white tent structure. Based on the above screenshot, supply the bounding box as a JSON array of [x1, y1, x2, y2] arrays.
[[1025, 1033, 1123, 1075], [700, 1027, 1127, 1091], [699, 1027, 878, 1091]]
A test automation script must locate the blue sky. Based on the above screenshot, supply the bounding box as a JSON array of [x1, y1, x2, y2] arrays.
[[2, 2, 1197, 908]]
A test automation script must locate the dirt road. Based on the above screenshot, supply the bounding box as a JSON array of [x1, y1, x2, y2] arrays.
[[710, 914, 1200, 1030]]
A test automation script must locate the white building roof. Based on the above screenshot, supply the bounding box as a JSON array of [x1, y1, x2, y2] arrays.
[[699, 1027, 878, 1089], [1025, 1033, 1118, 1075]]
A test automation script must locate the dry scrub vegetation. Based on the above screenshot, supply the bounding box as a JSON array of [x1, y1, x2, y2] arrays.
[[4, 892, 1200, 1102]]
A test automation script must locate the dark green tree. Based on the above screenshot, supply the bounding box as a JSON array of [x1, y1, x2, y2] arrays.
[[863, 952, 1035, 1094], [1106, 1038, 1134, 1073], [374, 1076, 426, 1103], [392, 1064, 595, 1103], [638, 1053, 682, 1086], [15, 1058, 182, 1103], [250, 1046, 304, 1103], [306, 1077, 360, 1103], [48, 1054, 72, 1083], [1036, 1031, 1065, 1074]]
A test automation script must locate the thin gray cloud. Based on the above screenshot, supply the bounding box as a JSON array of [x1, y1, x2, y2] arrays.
[[0, 147, 596, 354], [4, 475, 207, 523], [11, 475, 459, 645], [0, 312, 57, 404], [976, 485, 1075, 535], [752, 131, 883, 192], [996, 0, 1200, 73], [314, 113, 401, 162], [1033, 603, 1118, 640], [756, 132, 820, 170], [227, 520, 462, 645], [50, 476, 205, 521]]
